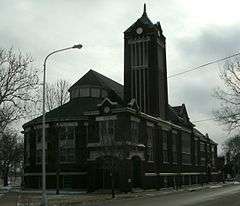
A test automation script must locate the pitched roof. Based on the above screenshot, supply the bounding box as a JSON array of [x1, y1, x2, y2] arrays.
[[193, 128, 217, 144], [24, 70, 124, 127], [69, 70, 124, 100], [23, 97, 102, 127], [172, 104, 189, 120], [168, 104, 194, 128]]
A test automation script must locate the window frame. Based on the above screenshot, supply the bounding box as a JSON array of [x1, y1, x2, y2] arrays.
[[194, 139, 199, 166], [172, 132, 178, 164], [162, 130, 168, 163], [130, 116, 140, 144], [91, 88, 101, 98], [146, 123, 154, 162], [99, 120, 115, 145], [79, 87, 90, 97], [25, 130, 31, 166], [58, 125, 76, 164], [181, 132, 191, 165], [200, 141, 206, 166], [35, 127, 49, 165]]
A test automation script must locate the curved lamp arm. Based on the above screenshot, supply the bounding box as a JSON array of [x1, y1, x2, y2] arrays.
[[43, 44, 83, 67]]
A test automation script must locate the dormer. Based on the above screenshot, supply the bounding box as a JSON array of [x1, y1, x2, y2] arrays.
[[69, 85, 108, 100], [68, 70, 123, 103]]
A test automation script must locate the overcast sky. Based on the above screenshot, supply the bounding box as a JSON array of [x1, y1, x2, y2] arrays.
[[2, 0, 240, 153]]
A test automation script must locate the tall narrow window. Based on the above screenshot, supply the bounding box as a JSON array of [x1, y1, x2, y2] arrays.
[[140, 42, 143, 65], [162, 130, 168, 163], [35, 126, 48, 164], [147, 123, 154, 161], [130, 117, 139, 144], [58, 126, 76, 163], [133, 43, 136, 66], [25, 130, 31, 166], [211, 145, 216, 166], [144, 41, 148, 66], [200, 142, 206, 166], [136, 43, 139, 66], [130, 39, 149, 68], [194, 140, 198, 166], [182, 132, 191, 165], [172, 132, 177, 164], [99, 120, 115, 145]]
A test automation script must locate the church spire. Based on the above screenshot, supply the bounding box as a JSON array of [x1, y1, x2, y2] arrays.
[[143, 3, 147, 16]]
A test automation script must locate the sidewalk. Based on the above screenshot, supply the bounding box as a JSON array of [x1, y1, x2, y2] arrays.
[[16, 182, 236, 206]]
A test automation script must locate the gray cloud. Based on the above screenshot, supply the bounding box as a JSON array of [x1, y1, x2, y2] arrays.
[[176, 25, 240, 63]]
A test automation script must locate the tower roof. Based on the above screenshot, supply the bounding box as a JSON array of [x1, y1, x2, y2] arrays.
[[124, 4, 155, 33]]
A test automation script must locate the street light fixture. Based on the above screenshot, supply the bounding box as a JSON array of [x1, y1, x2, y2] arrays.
[[41, 44, 82, 206]]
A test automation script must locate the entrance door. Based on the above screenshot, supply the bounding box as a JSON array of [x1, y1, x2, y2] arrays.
[[96, 157, 112, 189], [132, 156, 142, 188]]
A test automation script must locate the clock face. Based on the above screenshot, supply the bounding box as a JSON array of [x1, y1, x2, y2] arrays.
[[136, 27, 143, 34]]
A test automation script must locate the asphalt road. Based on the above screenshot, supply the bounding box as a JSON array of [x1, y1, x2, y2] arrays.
[[94, 184, 240, 206], [1, 184, 240, 206]]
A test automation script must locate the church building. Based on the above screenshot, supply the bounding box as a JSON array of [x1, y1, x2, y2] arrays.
[[23, 5, 218, 191]]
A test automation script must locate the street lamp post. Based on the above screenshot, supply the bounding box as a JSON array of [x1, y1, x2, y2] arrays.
[[41, 44, 82, 206]]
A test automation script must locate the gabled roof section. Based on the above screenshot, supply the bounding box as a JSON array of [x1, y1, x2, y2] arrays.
[[168, 104, 194, 128], [97, 97, 118, 107], [69, 69, 124, 100], [172, 104, 189, 121], [23, 97, 102, 127], [124, 4, 155, 33]]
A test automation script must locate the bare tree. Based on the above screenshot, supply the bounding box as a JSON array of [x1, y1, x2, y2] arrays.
[[0, 48, 39, 130], [0, 106, 18, 132], [0, 129, 23, 186], [213, 58, 240, 131], [24, 79, 70, 121], [223, 134, 240, 178], [45, 79, 70, 111]]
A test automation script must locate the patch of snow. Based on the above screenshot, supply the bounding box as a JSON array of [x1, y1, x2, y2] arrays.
[[146, 193, 155, 197], [209, 185, 222, 189]]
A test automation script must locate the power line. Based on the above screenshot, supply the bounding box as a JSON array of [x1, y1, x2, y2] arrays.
[[192, 117, 216, 123], [167, 51, 240, 78], [192, 113, 240, 123], [167, 51, 240, 123]]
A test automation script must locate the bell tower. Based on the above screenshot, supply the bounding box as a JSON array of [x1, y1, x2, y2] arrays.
[[124, 4, 168, 119]]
